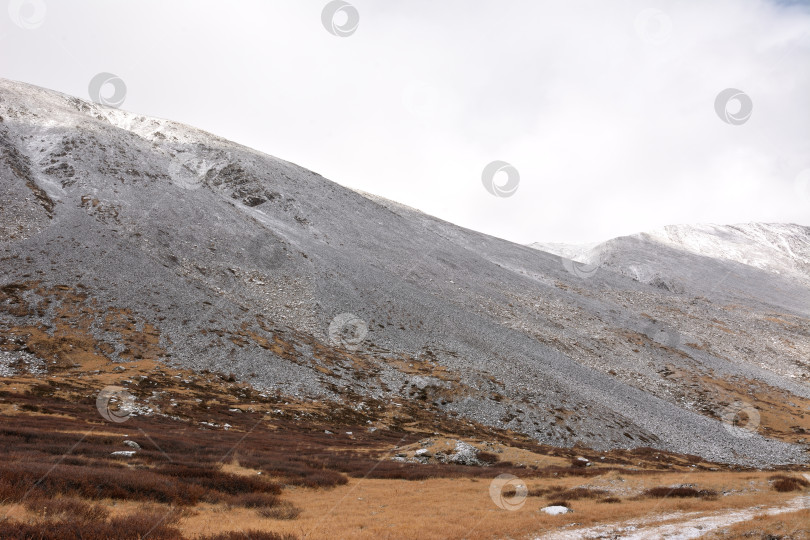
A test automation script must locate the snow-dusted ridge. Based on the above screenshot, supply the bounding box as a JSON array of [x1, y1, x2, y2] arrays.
[[532, 222, 810, 283]]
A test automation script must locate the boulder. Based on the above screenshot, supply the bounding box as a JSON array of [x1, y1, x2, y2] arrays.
[[449, 440, 480, 465], [540, 505, 572, 515]]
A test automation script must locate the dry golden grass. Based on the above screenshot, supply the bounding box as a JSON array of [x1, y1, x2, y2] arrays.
[[2, 413, 801, 540], [700, 373, 810, 445], [170, 471, 804, 539], [220, 461, 265, 477]]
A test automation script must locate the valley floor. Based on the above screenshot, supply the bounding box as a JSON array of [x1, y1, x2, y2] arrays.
[[0, 358, 808, 539]]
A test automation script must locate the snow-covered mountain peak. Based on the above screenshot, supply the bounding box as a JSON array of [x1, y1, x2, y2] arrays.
[[640, 223, 810, 278], [532, 222, 810, 282]]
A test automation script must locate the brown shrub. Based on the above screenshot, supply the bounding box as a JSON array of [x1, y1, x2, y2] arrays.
[[643, 486, 717, 498], [24, 497, 109, 521], [0, 461, 207, 505], [0, 459, 282, 508], [0, 512, 181, 540], [476, 451, 499, 465], [158, 463, 281, 496], [554, 487, 608, 500], [770, 475, 810, 492]]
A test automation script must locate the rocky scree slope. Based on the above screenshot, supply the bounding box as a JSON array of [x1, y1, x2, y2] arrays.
[[1, 79, 809, 466]]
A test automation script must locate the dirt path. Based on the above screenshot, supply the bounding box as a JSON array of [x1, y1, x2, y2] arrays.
[[537, 495, 809, 540]]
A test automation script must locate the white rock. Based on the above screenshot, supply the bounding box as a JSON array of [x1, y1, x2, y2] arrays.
[[540, 505, 572, 515], [450, 440, 480, 465]]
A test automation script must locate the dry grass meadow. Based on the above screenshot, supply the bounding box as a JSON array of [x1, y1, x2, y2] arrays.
[[1, 355, 808, 539]]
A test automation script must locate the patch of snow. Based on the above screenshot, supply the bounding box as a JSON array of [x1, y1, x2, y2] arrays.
[[538, 495, 809, 539]]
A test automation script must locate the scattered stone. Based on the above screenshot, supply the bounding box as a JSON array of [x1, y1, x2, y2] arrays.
[[541, 505, 572, 515], [449, 440, 480, 466], [122, 440, 140, 449]]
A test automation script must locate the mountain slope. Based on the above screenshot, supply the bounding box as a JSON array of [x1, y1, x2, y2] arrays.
[[1, 79, 809, 466]]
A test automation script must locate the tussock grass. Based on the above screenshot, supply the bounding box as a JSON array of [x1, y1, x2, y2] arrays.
[[197, 532, 296, 540]]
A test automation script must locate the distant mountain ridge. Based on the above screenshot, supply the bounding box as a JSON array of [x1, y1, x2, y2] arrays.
[[533, 223, 810, 283], [532, 223, 810, 300]]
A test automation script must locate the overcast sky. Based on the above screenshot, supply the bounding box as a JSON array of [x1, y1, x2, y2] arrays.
[[1, 0, 808, 244]]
